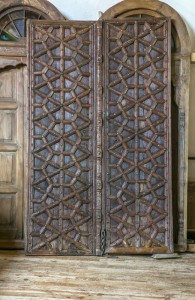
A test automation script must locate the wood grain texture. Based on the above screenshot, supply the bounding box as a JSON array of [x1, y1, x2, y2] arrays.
[[187, 182, 195, 231], [0, 154, 14, 183], [0, 68, 24, 246], [0, 251, 195, 299], [0, 112, 15, 140]]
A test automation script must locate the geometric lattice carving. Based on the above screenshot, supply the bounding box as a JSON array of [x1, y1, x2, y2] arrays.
[[27, 19, 172, 255], [27, 22, 95, 255], [104, 19, 172, 254]]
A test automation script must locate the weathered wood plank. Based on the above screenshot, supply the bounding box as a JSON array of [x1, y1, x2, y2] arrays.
[[0, 240, 24, 249], [0, 251, 195, 299]]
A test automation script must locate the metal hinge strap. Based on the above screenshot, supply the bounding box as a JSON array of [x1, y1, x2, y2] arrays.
[[101, 229, 106, 256]]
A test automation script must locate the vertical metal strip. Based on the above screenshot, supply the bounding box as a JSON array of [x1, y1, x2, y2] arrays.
[[134, 20, 141, 248], [95, 21, 103, 256], [29, 23, 34, 253], [103, 21, 108, 254], [59, 25, 64, 252]]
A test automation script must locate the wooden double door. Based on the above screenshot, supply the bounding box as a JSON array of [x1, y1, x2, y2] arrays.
[[26, 19, 172, 255]]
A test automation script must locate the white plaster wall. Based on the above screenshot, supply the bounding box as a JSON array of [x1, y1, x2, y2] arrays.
[[49, 0, 195, 180]]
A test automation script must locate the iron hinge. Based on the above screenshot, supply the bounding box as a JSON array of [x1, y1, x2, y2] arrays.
[[100, 229, 106, 256]]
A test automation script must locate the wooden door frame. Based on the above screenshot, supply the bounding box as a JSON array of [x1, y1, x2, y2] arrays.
[[101, 0, 191, 252]]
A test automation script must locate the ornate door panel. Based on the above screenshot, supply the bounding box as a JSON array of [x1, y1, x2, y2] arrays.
[[27, 19, 172, 255], [0, 66, 25, 248], [27, 21, 98, 255], [103, 19, 172, 254]]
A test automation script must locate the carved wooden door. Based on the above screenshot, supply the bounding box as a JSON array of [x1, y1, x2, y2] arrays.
[[26, 21, 98, 255], [27, 19, 172, 255], [102, 20, 172, 254], [0, 65, 26, 248]]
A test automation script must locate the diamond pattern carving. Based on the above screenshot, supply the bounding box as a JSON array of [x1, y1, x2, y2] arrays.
[[104, 20, 172, 253], [28, 23, 95, 255]]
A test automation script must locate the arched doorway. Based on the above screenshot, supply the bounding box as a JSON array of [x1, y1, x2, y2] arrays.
[[101, 0, 191, 252], [0, 0, 65, 249]]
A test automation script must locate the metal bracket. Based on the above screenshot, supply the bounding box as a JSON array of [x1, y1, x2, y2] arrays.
[[101, 229, 106, 256]]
